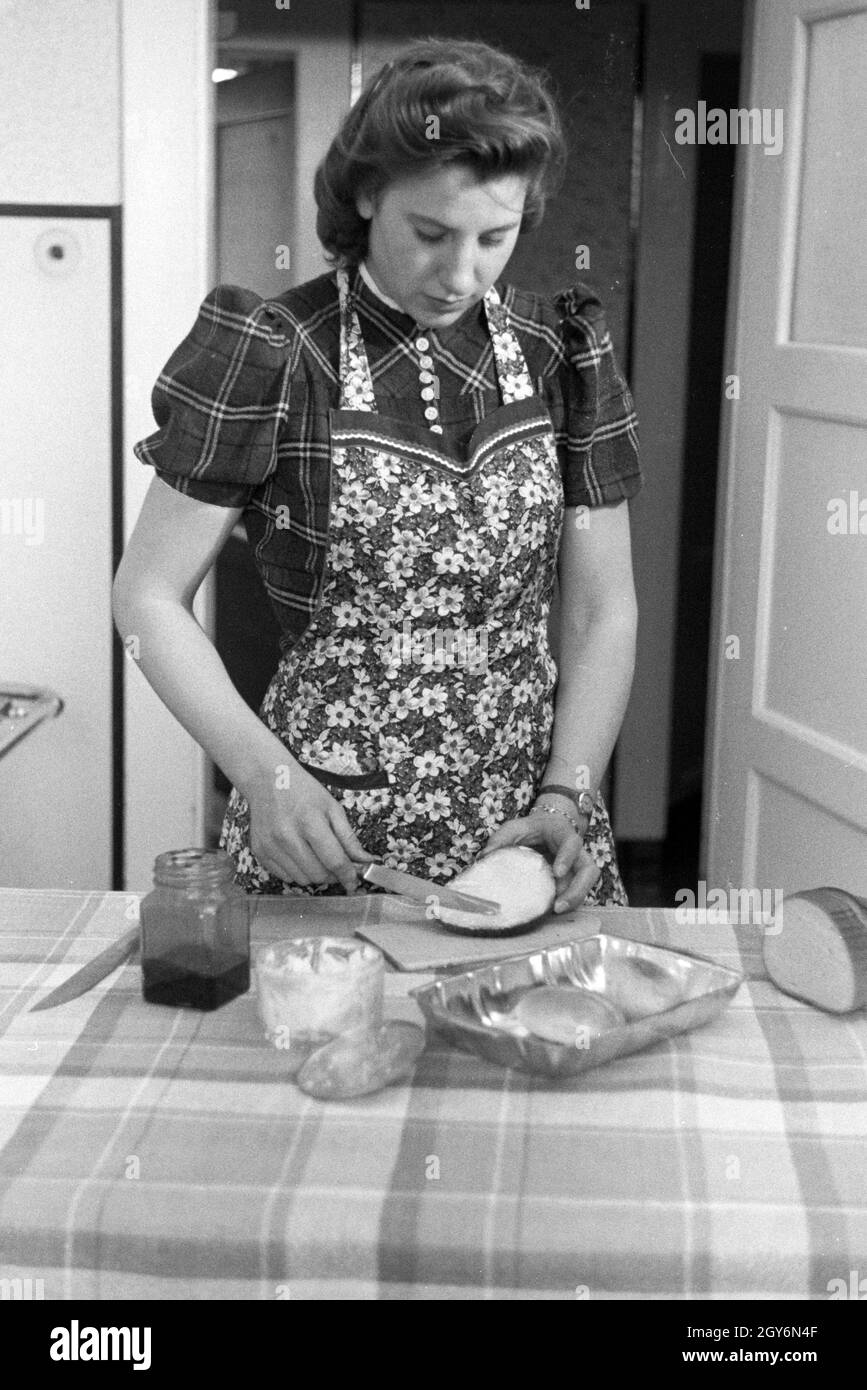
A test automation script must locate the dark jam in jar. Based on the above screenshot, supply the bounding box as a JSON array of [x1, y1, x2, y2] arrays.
[[140, 848, 250, 1010]]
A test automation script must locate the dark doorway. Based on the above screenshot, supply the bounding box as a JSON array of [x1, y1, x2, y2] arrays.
[[621, 51, 740, 904]]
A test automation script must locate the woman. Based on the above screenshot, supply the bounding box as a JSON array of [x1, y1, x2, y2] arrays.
[[115, 38, 642, 911]]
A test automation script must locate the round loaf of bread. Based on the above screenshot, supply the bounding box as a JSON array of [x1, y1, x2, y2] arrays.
[[429, 846, 557, 935], [762, 887, 867, 1013]]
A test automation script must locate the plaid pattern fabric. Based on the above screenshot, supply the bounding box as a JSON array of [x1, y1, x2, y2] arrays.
[[133, 266, 642, 655], [2, 890, 866, 1300]]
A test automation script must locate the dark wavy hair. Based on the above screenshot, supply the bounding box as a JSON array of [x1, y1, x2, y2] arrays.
[[314, 38, 567, 267]]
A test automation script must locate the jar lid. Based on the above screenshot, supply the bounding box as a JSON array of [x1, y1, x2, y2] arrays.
[[152, 848, 235, 887]]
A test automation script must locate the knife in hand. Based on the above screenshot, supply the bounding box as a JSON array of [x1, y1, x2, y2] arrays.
[[358, 861, 500, 915], [29, 926, 140, 1011]]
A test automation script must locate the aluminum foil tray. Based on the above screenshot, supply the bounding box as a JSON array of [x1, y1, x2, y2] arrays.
[[411, 934, 743, 1078]]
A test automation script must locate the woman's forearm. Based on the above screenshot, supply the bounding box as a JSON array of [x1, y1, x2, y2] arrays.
[[113, 593, 291, 798], [542, 610, 638, 798]]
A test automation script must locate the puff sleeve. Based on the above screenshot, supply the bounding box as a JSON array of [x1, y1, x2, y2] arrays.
[[133, 284, 293, 507], [552, 284, 642, 509]]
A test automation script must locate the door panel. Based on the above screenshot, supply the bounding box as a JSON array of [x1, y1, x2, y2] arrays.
[[760, 412, 867, 752], [749, 774, 867, 894], [705, 0, 867, 895], [790, 10, 867, 347]]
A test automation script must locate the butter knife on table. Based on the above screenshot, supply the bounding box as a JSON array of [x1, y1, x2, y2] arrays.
[[30, 926, 140, 1011]]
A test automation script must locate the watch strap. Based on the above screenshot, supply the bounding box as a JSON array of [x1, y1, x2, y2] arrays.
[[536, 783, 595, 817]]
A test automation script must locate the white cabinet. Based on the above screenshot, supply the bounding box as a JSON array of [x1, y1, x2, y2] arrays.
[[0, 213, 115, 887]]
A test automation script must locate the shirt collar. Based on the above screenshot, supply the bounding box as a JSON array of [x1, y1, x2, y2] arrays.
[[358, 259, 404, 311], [350, 261, 416, 331], [349, 261, 488, 340]]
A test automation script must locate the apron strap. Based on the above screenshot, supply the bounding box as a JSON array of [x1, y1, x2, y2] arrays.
[[336, 266, 378, 412], [482, 286, 537, 402]]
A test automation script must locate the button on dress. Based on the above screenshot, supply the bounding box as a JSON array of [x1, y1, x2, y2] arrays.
[[218, 267, 629, 905]]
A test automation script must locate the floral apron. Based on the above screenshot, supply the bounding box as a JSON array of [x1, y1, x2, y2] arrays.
[[220, 268, 628, 906]]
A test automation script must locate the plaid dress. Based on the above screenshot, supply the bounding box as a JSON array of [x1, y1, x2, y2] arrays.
[[134, 265, 643, 904]]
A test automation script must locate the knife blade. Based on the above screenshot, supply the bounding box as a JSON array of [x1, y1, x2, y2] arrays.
[[29, 926, 140, 1011], [360, 862, 500, 915]]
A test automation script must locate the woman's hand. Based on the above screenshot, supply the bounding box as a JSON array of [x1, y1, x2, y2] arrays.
[[477, 809, 601, 913], [244, 760, 377, 892]]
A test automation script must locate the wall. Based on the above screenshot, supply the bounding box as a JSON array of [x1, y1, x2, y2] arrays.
[[0, 0, 120, 203]]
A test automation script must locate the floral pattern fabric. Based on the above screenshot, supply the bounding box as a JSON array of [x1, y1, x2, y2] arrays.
[[220, 269, 628, 907]]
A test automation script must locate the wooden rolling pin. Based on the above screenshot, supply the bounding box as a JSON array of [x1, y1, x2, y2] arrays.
[[763, 886, 867, 1013]]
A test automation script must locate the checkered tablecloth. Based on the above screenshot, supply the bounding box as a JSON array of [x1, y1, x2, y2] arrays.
[[1, 888, 865, 1300]]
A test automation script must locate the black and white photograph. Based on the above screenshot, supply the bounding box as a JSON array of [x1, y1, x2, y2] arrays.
[[1, 0, 866, 1328]]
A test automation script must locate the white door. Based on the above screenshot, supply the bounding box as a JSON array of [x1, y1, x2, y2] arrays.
[[705, 0, 867, 896]]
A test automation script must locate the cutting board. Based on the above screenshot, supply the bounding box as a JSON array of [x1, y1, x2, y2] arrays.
[[355, 900, 602, 971]]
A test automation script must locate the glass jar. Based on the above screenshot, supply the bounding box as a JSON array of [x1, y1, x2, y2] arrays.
[[140, 848, 250, 1010], [253, 937, 385, 1061]]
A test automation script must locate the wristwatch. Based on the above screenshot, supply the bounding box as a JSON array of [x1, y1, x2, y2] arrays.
[[536, 784, 596, 819], [533, 784, 596, 835]]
